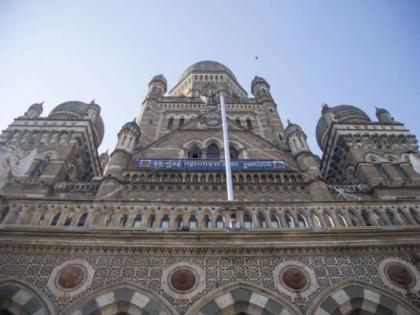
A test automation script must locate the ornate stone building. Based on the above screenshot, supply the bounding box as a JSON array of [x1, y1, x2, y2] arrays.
[[1, 60, 420, 315]]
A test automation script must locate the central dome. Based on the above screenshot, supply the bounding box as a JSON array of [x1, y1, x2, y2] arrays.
[[178, 60, 237, 83], [170, 60, 247, 97]]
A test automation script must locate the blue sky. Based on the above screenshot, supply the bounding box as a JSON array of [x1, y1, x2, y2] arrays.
[[0, 0, 419, 155]]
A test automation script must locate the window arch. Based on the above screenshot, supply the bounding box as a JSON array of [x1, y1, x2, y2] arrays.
[[257, 212, 266, 228], [285, 214, 294, 228], [161, 215, 170, 229], [311, 213, 321, 228], [324, 212, 335, 227], [230, 146, 239, 159], [246, 118, 253, 130], [148, 214, 156, 228], [337, 213, 348, 227], [215, 215, 225, 228], [188, 146, 201, 159], [270, 213, 280, 228], [243, 212, 253, 229], [179, 117, 185, 128], [410, 208, 420, 225], [297, 214, 307, 228], [189, 215, 198, 229], [119, 215, 128, 227], [167, 117, 174, 129], [64, 212, 73, 226], [361, 210, 372, 226], [176, 215, 183, 229], [51, 212, 61, 226], [77, 213, 87, 226], [207, 143, 220, 159], [133, 214, 142, 228]]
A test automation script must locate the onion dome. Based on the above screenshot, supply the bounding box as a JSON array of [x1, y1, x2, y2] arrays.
[[316, 104, 371, 150], [119, 119, 140, 136], [49, 100, 105, 146], [251, 76, 270, 96], [285, 120, 306, 139], [149, 74, 167, 93]]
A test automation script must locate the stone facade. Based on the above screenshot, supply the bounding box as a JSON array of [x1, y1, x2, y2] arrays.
[[1, 60, 420, 315]]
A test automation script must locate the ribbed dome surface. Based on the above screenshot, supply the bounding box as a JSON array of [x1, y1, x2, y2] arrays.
[[49, 101, 105, 147], [316, 105, 370, 150], [177, 60, 237, 84]]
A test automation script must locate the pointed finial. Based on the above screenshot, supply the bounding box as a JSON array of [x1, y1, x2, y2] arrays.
[[90, 99, 95, 105], [287, 119, 291, 125]]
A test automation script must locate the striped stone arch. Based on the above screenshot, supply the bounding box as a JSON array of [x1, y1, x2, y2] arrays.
[[62, 281, 179, 315], [185, 281, 302, 315], [308, 280, 419, 315], [0, 278, 55, 315]]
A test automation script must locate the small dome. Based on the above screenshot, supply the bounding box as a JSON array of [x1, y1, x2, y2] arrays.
[[49, 101, 105, 146], [120, 119, 140, 135], [285, 120, 305, 138], [316, 104, 370, 150]]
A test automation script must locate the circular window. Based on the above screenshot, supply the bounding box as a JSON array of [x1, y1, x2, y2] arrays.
[[385, 262, 416, 288], [56, 264, 87, 290], [48, 259, 94, 297], [169, 267, 197, 292], [281, 266, 310, 292]]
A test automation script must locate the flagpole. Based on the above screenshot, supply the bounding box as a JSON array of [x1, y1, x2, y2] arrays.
[[219, 91, 234, 201]]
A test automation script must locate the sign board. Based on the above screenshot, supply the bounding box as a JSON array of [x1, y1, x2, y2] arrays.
[[137, 159, 288, 172]]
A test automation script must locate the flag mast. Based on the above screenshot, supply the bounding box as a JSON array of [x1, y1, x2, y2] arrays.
[[219, 91, 234, 201]]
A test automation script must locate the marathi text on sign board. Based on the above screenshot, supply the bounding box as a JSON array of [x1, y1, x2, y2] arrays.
[[137, 159, 288, 172]]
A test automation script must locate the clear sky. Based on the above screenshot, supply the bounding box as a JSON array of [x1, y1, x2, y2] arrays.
[[0, 0, 419, 156]]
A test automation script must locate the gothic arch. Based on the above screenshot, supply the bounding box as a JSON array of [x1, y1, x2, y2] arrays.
[[62, 281, 179, 315], [185, 281, 302, 315], [307, 280, 419, 315], [0, 278, 55, 315]]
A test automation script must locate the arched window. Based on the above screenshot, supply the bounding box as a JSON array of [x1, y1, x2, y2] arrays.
[[77, 213, 87, 226], [361, 210, 372, 226], [64, 213, 73, 226], [204, 215, 212, 228], [133, 214, 142, 228], [188, 146, 201, 159], [51, 212, 61, 226], [167, 117, 174, 129], [271, 214, 280, 228], [324, 213, 335, 227], [207, 144, 220, 159], [398, 209, 410, 225], [312, 213, 321, 228], [386, 209, 398, 225], [119, 215, 128, 227], [285, 214, 294, 228], [230, 214, 239, 229], [243, 212, 253, 229], [230, 146, 239, 159], [246, 118, 253, 130], [349, 210, 359, 226], [38, 212, 47, 225], [189, 215, 198, 229], [176, 215, 183, 229], [215, 215, 224, 228], [161, 215, 170, 229], [149, 214, 156, 228], [373, 210, 384, 225], [410, 208, 420, 225], [337, 213, 348, 227], [297, 214, 307, 228], [236, 118, 242, 126], [179, 117, 185, 128], [257, 213, 266, 228]]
